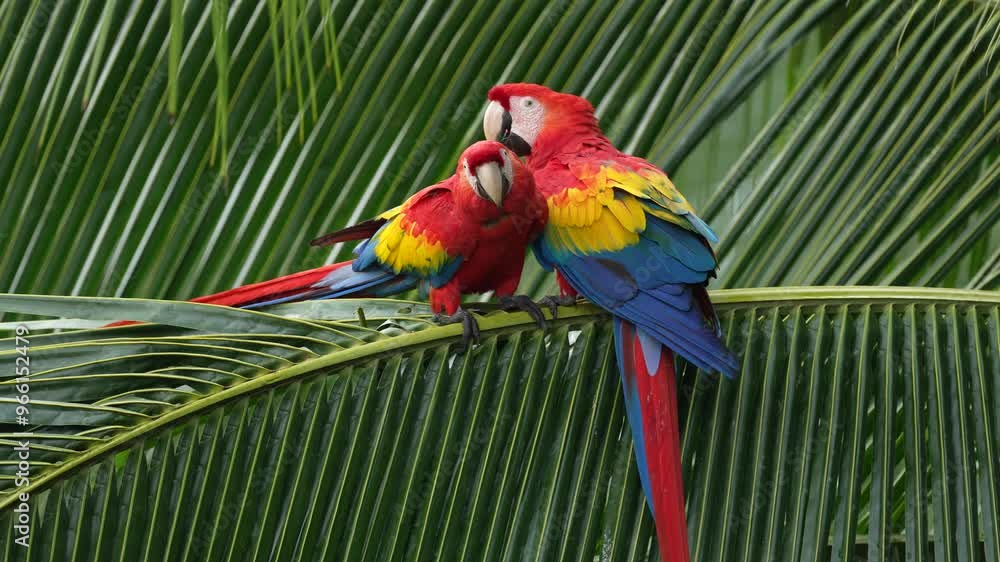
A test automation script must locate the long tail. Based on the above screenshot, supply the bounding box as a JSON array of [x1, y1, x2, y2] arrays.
[[614, 317, 690, 562], [105, 260, 416, 327], [191, 262, 352, 307], [106, 220, 400, 326], [195, 261, 418, 309], [103, 263, 350, 327], [196, 218, 400, 308]]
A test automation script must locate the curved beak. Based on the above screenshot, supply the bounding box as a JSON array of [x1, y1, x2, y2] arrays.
[[473, 161, 509, 207], [483, 101, 506, 144], [483, 100, 531, 156]]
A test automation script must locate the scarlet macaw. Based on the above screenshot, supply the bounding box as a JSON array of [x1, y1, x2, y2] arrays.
[[484, 84, 739, 561], [187, 140, 549, 343]]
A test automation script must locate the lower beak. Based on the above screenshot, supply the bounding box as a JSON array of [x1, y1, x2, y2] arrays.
[[474, 162, 509, 207], [503, 131, 532, 157]]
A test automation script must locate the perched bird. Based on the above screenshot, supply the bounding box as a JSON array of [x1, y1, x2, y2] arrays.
[[125, 141, 549, 343], [484, 83, 739, 561]]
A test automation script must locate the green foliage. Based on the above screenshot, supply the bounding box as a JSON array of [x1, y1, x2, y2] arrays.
[[0, 289, 998, 560], [1, 0, 999, 560], [1, 1, 995, 303]]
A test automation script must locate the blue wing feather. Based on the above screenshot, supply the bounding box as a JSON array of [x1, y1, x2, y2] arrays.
[[683, 212, 719, 244], [538, 216, 738, 376]]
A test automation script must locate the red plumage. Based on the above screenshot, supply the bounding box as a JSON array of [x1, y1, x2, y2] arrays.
[[619, 322, 689, 562], [191, 262, 352, 307], [485, 83, 736, 562], [108, 141, 547, 325], [337, 140, 547, 315]]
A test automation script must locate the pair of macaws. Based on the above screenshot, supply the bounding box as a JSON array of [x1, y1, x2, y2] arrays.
[[191, 84, 739, 561]]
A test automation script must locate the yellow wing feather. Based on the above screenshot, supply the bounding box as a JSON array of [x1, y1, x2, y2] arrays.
[[604, 166, 700, 229], [376, 205, 403, 221], [544, 162, 706, 255], [372, 214, 451, 275]]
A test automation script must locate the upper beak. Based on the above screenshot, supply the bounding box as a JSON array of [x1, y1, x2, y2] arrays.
[[473, 161, 509, 207], [483, 100, 531, 156], [483, 101, 506, 143]]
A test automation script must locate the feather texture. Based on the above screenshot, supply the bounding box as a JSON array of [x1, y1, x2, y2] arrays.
[[535, 214, 737, 375], [488, 82, 738, 562], [615, 319, 690, 562], [192, 141, 545, 317]]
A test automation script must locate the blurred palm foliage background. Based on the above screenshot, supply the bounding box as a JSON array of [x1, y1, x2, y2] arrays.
[[0, 0, 998, 560]]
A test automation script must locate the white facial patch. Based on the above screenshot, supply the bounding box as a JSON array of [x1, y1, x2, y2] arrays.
[[499, 149, 514, 182], [509, 96, 545, 146], [463, 160, 476, 191]]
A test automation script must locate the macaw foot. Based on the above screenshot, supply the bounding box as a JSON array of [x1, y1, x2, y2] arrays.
[[433, 308, 480, 351], [498, 294, 547, 329], [538, 295, 577, 319]]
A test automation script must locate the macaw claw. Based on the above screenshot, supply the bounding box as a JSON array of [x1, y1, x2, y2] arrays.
[[434, 308, 481, 351], [538, 295, 577, 319], [499, 294, 548, 329]]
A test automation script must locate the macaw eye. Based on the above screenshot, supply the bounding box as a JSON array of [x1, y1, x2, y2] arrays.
[[523, 98, 535, 108], [463, 161, 476, 188]]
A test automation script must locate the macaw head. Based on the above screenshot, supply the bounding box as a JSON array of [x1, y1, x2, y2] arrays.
[[483, 83, 599, 157], [455, 140, 524, 211]]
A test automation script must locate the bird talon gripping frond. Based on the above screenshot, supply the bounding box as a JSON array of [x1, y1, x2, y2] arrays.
[[499, 294, 548, 329], [434, 307, 481, 351], [537, 294, 577, 319]]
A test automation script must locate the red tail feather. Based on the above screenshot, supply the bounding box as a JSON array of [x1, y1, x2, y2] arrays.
[[619, 320, 690, 562], [633, 345, 689, 562], [103, 262, 351, 327], [191, 262, 350, 307]]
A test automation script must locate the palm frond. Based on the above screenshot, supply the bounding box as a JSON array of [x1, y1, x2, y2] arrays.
[[0, 289, 998, 560]]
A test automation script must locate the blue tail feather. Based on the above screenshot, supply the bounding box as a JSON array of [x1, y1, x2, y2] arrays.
[[614, 318, 654, 511], [315, 264, 418, 299], [242, 262, 417, 309]]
